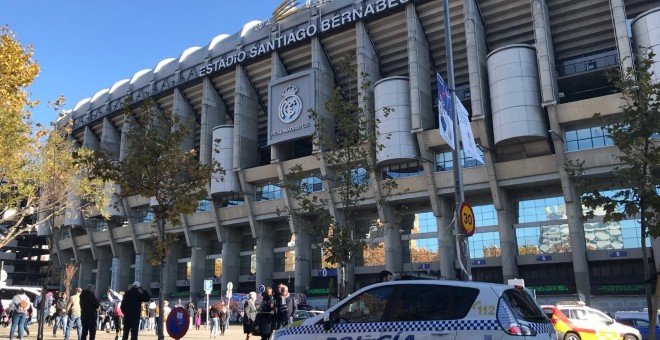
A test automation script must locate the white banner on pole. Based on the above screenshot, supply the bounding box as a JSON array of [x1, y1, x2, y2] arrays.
[[436, 71, 455, 150], [455, 94, 484, 165]]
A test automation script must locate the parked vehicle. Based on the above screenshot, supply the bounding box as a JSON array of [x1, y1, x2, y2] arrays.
[[273, 279, 556, 339], [542, 301, 641, 340], [0, 286, 42, 310], [615, 310, 660, 340]]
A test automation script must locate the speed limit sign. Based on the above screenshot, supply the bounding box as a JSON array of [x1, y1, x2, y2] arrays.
[[459, 201, 475, 237]]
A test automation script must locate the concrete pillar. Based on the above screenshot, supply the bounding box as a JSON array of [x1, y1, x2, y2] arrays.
[[162, 242, 183, 300], [135, 241, 154, 291], [437, 198, 457, 279], [406, 3, 434, 131], [255, 222, 275, 290], [385, 222, 404, 274], [77, 250, 95, 290], [200, 78, 226, 165], [609, 0, 634, 71], [221, 228, 241, 297], [96, 247, 113, 294], [189, 233, 211, 306], [566, 196, 591, 304], [463, 0, 491, 119], [112, 243, 134, 291], [310, 37, 335, 153], [101, 117, 121, 158], [531, 0, 591, 303], [497, 192, 518, 282], [530, 0, 559, 106], [270, 52, 289, 162], [173, 88, 196, 152], [233, 65, 260, 169], [294, 225, 312, 294]]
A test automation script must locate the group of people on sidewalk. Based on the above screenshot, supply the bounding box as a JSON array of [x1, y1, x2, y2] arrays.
[[8, 281, 150, 340], [241, 283, 298, 340]]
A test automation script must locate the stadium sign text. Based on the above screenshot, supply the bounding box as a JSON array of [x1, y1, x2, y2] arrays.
[[199, 0, 410, 76]]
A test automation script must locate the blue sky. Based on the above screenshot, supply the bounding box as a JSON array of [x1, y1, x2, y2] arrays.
[[3, 0, 283, 126]]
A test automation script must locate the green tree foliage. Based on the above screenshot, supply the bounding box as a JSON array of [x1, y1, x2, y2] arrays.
[[0, 26, 106, 248], [84, 99, 222, 340], [566, 50, 660, 323], [283, 52, 397, 296]]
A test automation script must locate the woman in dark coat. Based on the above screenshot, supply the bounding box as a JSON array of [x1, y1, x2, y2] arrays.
[[255, 287, 277, 340], [242, 292, 258, 340], [80, 284, 100, 340]]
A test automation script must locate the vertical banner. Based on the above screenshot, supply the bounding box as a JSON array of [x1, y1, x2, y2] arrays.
[[110, 257, 117, 290], [134, 254, 141, 285], [455, 95, 484, 165], [436, 71, 455, 149]]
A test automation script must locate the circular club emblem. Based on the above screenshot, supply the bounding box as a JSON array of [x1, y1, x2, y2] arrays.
[[278, 84, 302, 123], [459, 201, 475, 237]]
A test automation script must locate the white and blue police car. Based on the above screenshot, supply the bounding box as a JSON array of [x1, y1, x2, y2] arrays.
[[272, 279, 556, 340]]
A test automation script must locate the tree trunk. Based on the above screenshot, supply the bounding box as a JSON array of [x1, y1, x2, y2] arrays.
[[641, 199, 653, 330], [157, 217, 166, 340]]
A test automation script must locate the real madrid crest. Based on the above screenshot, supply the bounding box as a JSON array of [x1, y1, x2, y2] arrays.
[[278, 84, 302, 124]]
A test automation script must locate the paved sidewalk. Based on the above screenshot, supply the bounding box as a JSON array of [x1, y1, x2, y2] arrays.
[[1, 323, 250, 340]]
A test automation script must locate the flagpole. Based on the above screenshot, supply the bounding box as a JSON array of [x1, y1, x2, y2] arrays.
[[443, 0, 471, 281]]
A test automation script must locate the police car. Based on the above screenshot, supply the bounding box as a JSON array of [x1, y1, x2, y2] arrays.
[[272, 279, 556, 339]]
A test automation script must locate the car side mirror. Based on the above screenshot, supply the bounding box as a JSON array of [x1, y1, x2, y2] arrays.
[[323, 313, 332, 331], [606, 319, 614, 325]]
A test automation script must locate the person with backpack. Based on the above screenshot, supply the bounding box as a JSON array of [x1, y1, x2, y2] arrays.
[[9, 288, 30, 340]]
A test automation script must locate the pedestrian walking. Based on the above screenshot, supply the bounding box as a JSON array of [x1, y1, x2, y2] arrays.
[[242, 292, 257, 340], [8, 288, 30, 340], [80, 284, 100, 340], [209, 304, 219, 339], [275, 285, 296, 329], [218, 301, 229, 336], [120, 281, 151, 340], [194, 308, 202, 330], [107, 288, 124, 340], [53, 292, 69, 336], [65, 287, 83, 340], [254, 288, 276, 340]]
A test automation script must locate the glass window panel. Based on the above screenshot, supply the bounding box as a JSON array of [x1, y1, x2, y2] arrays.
[[411, 238, 439, 263], [565, 130, 577, 141], [566, 141, 578, 152], [473, 205, 497, 227], [469, 232, 500, 258], [578, 139, 593, 149], [517, 196, 566, 223], [362, 241, 386, 266], [516, 226, 541, 255], [416, 212, 437, 233], [576, 128, 592, 139]]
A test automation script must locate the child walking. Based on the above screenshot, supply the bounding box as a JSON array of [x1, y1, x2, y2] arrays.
[[194, 308, 201, 330]]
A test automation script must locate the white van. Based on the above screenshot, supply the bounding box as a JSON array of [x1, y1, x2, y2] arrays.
[[272, 279, 556, 340], [0, 286, 42, 310]]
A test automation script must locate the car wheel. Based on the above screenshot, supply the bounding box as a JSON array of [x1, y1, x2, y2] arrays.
[[564, 333, 580, 340], [623, 335, 638, 340]]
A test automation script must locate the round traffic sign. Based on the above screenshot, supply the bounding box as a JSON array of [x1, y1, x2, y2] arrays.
[[459, 201, 475, 237], [166, 306, 189, 339], [258, 285, 265, 293]]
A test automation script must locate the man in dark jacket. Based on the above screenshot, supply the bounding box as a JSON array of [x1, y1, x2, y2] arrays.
[[120, 281, 150, 340], [80, 284, 100, 340], [275, 285, 296, 329]]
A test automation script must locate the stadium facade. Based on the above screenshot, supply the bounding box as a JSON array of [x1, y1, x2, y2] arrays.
[[50, 0, 660, 311]]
